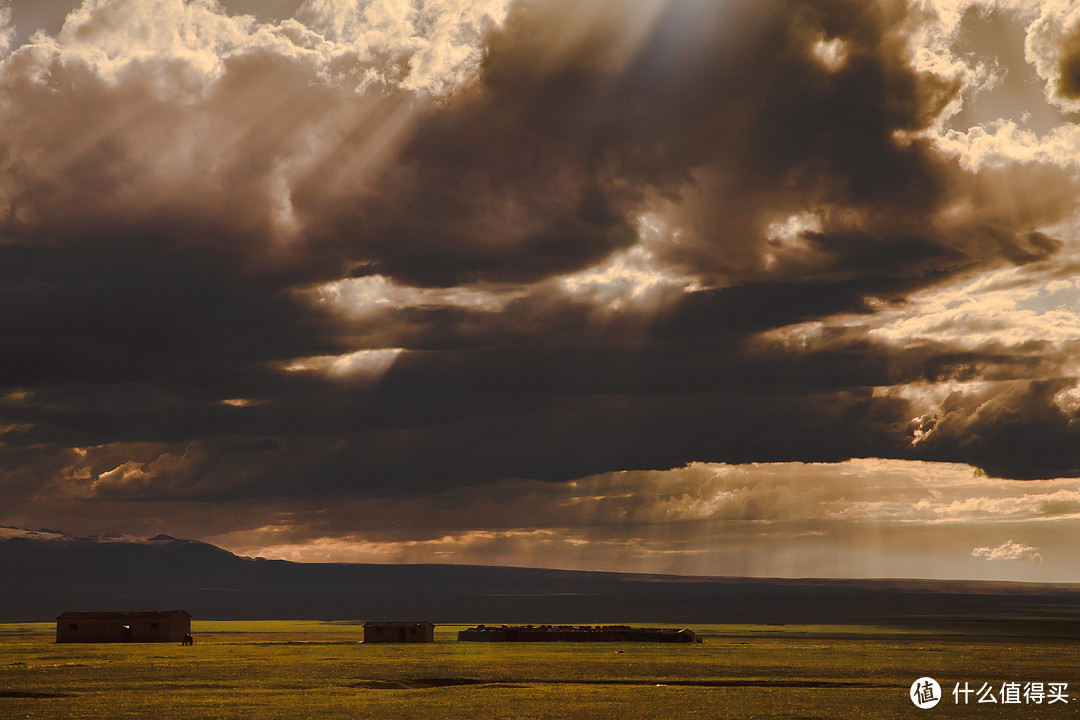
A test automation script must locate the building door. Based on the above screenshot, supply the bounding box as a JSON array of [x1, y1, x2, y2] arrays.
[[122, 625, 132, 642], [399, 628, 407, 642]]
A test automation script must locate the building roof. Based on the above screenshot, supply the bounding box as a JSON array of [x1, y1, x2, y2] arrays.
[[56, 610, 190, 620], [363, 621, 433, 627]]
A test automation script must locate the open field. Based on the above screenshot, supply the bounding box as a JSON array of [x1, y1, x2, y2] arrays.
[[1, 622, 1078, 719]]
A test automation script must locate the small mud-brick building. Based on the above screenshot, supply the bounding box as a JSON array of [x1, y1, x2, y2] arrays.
[[56, 610, 191, 643], [363, 621, 435, 643]]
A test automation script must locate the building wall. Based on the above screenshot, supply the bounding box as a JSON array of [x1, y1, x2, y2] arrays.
[[56, 613, 190, 643], [363, 622, 434, 643]]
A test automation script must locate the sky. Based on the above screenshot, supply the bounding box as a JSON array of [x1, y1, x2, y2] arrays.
[[2, 0, 1080, 582]]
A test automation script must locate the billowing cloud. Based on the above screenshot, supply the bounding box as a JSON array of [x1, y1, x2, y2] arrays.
[[972, 539, 1043, 561], [2, 0, 1080, 581]]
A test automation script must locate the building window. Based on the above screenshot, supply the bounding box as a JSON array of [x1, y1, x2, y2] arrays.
[[68, 624, 78, 631], [150, 623, 159, 629]]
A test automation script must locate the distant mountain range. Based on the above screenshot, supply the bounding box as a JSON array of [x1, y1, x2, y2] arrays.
[[3, 526, 1080, 630]]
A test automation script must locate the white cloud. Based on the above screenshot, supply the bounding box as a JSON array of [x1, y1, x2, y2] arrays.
[[302, 0, 509, 92], [811, 37, 847, 71], [282, 347, 403, 378], [237, 528, 569, 564], [868, 265, 1080, 346], [1021, 0, 1080, 112], [772, 233, 1080, 350], [559, 221, 701, 310], [92, 460, 153, 494], [313, 274, 523, 313], [8, 0, 511, 95], [220, 398, 269, 407], [938, 120, 1080, 171], [925, 489, 1080, 520], [971, 538, 1043, 561], [908, 1, 1080, 168]]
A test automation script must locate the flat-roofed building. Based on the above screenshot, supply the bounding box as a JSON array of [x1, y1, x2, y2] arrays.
[[56, 610, 191, 643], [363, 621, 434, 643]]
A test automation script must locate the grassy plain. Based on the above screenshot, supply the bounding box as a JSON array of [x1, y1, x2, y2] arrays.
[[1, 621, 1078, 719]]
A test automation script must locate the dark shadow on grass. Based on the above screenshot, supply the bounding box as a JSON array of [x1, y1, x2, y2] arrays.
[[350, 679, 530, 690], [348, 677, 902, 690], [0, 690, 75, 698]]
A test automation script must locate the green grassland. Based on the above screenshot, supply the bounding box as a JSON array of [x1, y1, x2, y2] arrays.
[[1, 622, 1078, 719]]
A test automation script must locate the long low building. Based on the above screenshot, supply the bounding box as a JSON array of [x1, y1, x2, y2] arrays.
[[363, 621, 435, 643], [56, 610, 191, 643], [458, 625, 697, 643]]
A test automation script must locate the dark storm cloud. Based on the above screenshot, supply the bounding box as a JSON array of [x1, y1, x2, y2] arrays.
[[1, 0, 1079, 512], [908, 378, 1080, 480], [312, 0, 977, 288], [1057, 24, 1080, 99], [0, 47, 372, 388]]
